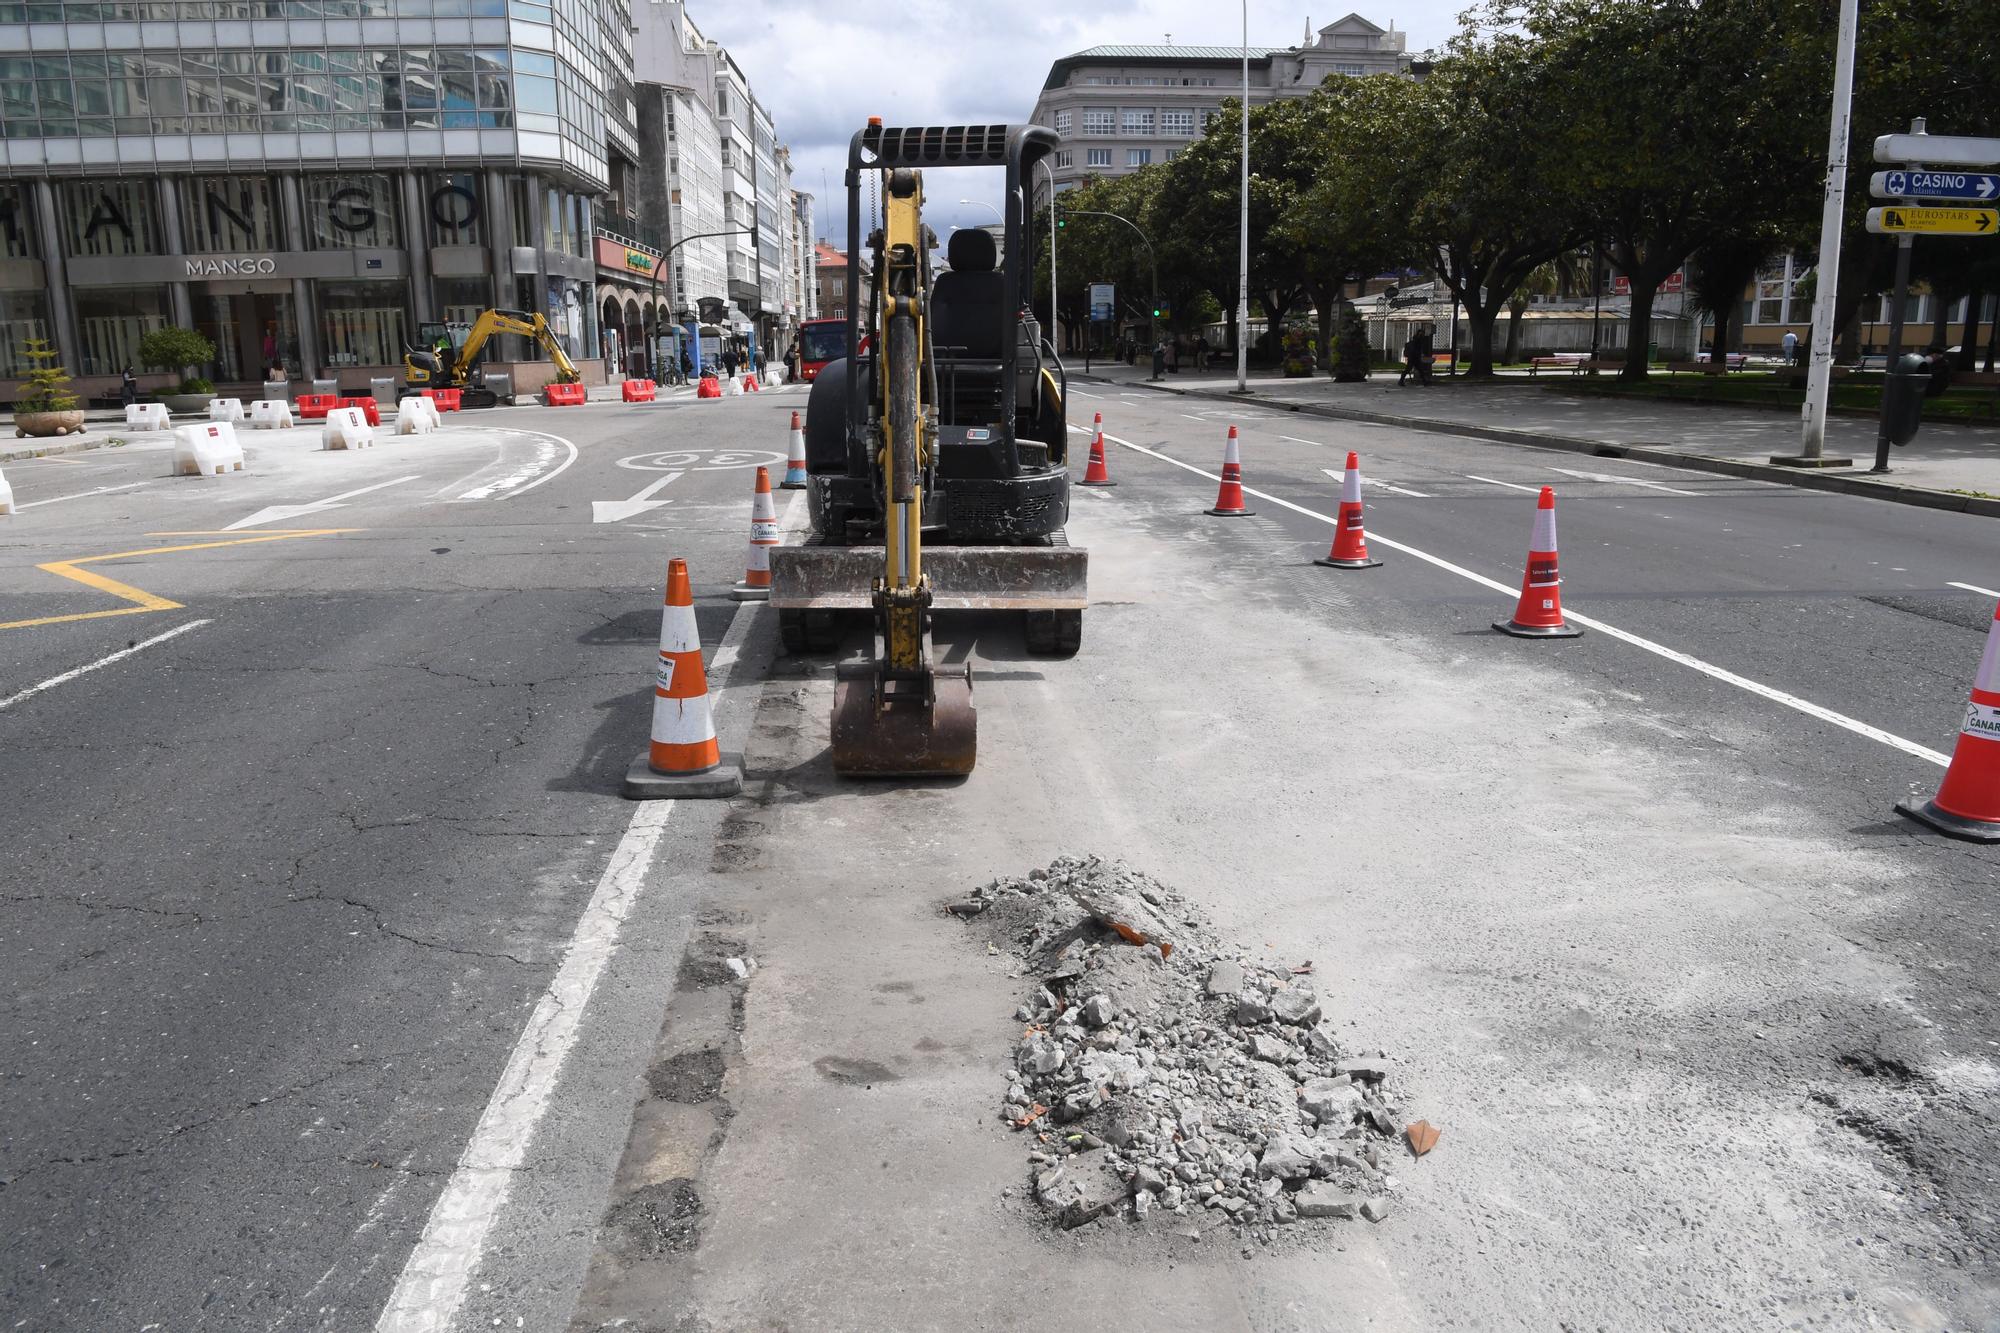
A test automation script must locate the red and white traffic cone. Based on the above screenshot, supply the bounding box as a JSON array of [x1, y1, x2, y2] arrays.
[[781, 410, 809, 489], [732, 466, 781, 601], [624, 558, 742, 799], [1079, 430, 1115, 487], [1205, 425, 1254, 517], [1315, 451, 1381, 569], [1898, 600, 2000, 840], [1493, 486, 1582, 638], [1092, 410, 1103, 435]]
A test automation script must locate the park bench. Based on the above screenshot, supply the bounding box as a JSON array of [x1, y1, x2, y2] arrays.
[[1528, 356, 1583, 376], [1581, 358, 1626, 375]]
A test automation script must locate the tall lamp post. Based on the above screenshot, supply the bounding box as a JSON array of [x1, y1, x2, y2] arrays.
[[1234, 0, 1251, 394], [648, 228, 747, 383]]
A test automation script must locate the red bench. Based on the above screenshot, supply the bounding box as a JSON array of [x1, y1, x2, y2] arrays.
[[420, 388, 462, 412], [295, 393, 340, 420], [542, 381, 586, 406], [621, 378, 657, 403], [333, 395, 381, 425]]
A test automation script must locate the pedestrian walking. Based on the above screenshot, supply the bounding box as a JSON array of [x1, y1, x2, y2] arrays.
[[1151, 337, 1168, 381], [120, 367, 137, 407], [784, 337, 801, 382], [1400, 330, 1420, 386], [1414, 326, 1436, 385], [1781, 329, 1799, 366]]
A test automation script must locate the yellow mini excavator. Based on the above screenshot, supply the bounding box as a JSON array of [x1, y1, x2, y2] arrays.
[[769, 122, 1088, 777], [401, 309, 581, 408]]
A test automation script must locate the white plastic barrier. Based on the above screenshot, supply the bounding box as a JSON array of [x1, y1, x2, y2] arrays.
[[126, 402, 171, 430], [248, 399, 294, 428], [0, 463, 12, 514], [172, 421, 245, 476], [723, 375, 744, 396], [395, 395, 441, 435], [207, 397, 245, 423], [321, 407, 374, 450], [763, 365, 786, 387]]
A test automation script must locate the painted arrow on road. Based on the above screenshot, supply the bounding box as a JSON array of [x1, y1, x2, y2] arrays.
[[223, 475, 421, 531], [592, 471, 682, 523]]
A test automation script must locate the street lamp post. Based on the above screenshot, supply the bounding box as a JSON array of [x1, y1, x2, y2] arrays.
[[649, 228, 747, 383], [1235, 0, 1251, 394]]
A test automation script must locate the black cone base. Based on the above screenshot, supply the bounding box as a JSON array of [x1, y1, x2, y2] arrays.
[[1895, 797, 2000, 842], [1493, 618, 1584, 639]]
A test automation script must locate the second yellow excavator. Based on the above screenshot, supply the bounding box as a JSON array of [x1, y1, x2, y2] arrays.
[[401, 309, 581, 408]]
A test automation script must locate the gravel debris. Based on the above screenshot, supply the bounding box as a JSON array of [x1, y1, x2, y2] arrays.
[[952, 855, 1411, 1237]]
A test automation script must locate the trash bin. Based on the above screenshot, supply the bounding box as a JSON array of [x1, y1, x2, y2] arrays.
[[311, 377, 338, 397], [369, 376, 394, 404], [483, 370, 514, 404], [262, 379, 287, 401], [1882, 352, 1928, 447]]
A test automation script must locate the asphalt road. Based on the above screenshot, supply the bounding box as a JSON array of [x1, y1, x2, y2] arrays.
[[3, 381, 1997, 1330]]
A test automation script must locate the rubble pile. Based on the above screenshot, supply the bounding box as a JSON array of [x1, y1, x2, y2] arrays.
[[948, 855, 1417, 1238]]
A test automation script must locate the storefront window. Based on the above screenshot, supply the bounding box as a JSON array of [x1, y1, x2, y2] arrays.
[[0, 289, 51, 377], [318, 279, 406, 368], [0, 184, 34, 260], [303, 174, 399, 249], [542, 186, 566, 254], [72, 284, 168, 376], [181, 175, 283, 253], [434, 275, 488, 329], [509, 178, 533, 248], [428, 172, 482, 247], [59, 180, 161, 257]]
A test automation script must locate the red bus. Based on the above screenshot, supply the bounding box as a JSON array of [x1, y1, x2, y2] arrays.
[[796, 318, 848, 382]]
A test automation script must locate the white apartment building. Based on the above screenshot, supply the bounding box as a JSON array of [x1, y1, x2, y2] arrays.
[[1030, 14, 1412, 202]]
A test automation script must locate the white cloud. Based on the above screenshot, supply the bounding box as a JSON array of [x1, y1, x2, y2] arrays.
[[691, 2, 1465, 245]]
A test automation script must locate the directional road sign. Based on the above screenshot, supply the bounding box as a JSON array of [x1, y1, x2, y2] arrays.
[[1874, 133, 2000, 168], [1871, 169, 2000, 202], [1866, 206, 1998, 236]]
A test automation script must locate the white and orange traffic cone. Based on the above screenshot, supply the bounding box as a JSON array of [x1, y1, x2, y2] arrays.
[[1079, 430, 1115, 487], [732, 466, 781, 601], [1315, 451, 1381, 569], [1092, 410, 1103, 435], [624, 557, 742, 799], [781, 410, 809, 489], [1898, 601, 2000, 840], [1205, 425, 1254, 517], [1493, 486, 1582, 638]]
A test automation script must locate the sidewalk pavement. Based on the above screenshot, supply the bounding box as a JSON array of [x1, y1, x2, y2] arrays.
[[1078, 361, 2000, 517]]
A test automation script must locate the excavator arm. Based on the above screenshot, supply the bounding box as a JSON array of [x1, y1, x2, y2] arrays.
[[455, 309, 581, 384]]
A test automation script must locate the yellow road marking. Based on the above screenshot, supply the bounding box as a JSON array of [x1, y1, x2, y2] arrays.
[[0, 529, 358, 631]]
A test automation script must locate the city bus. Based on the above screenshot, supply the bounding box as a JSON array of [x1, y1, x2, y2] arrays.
[[796, 317, 848, 382]]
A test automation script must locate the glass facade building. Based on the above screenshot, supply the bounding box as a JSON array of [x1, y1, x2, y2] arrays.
[[0, 0, 633, 391]]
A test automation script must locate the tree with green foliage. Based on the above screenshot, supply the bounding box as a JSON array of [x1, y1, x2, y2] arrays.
[[15, 337, 78, 413], [138, 326, 217, 393], [1689, 232, 1780, 364]]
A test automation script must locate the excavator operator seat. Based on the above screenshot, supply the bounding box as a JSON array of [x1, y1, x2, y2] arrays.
[[932, 228, 1006, 360]]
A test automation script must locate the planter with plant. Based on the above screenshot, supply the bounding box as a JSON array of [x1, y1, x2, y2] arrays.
[[138, 327, 218, 413], [1333, 311, 1371, 383], [12, 337, 84, 437]]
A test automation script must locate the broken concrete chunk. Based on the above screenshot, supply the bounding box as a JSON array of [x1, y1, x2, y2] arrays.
[[1295, 1182, 1360, 1219], [1038, 1156, 1130, 1229], [1081, 994, 1116, 1028], [1305, 1026, 1341, 1061], [1256, 1138, 1314, 1181], [1299, 1077, 1364, 1125], [1235, 992, 1273, 1026], [1019, 1034, 1065, 1075], [1268, 987, 1322, 1027], [1360, 1197, 1390, 1223], [1248, 1033, 1299, 1065], [946, 899, 987, 918], [1336, 1057, 1390, 1083], [1070, 885, 1178, 958], [1205, 961, 1244, 997]]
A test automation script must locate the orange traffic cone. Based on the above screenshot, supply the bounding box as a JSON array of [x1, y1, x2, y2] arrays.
[[1494, 487, 1582, 637], [1092, 410, 1103, 434], [781, 410, 809, 489], [1206, 425, 1254, 517], [1079, 430, 1115, 487], [732, 466, 781, 601], [624, 558, 742, 799], [1316, 451, 1381, 569], [1898, 601, 2000, 840]]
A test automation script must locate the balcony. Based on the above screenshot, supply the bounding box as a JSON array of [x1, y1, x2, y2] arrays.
[[596, 208, 664, 254]]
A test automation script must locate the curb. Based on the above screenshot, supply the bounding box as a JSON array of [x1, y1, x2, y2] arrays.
[[0, 433, 127, 464], [1078, 375, 2000, 520]]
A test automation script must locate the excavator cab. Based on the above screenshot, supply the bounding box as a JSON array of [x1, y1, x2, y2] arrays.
[[400, 310, 577, 408], [771, 122, 1089, 778]]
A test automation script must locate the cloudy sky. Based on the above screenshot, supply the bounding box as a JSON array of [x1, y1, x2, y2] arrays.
[[691, 1, 1468, 247]]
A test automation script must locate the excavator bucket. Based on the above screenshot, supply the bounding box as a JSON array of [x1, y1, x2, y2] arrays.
[[770, 544, 1087, 612], [830, 660, 976, 777]]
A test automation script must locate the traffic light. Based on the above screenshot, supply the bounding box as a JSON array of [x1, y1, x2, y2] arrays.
[[1056, 215, 1067, 229]]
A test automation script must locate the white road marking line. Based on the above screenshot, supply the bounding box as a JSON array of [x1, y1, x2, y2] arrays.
[[1465, 474, 1543, 494], [1099, 430, 1951, 768], [591, 472, 682, 524], [1070, 389, 1102, 399], [1280, 435, 1323, 446], [1549, 465, 1699, 496], [15, 481, 149, 508], [1178, 413, 1207, 421], [375, 502, 791, 1333], [452, 429, 579, 502], [1320, 467, 1429, 498], [1949, 581, 2000, 599], [0, 618, 212, 711], [224, 475, 422, 531]]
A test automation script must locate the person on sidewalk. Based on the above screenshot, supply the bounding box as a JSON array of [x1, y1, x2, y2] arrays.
[[120, 367, 137, 407], [1782, 329, 1799, 366], [1400, 331, 1420, 385], [1151, 337, 1168, 381], [1413, 326, 1436, 385]]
